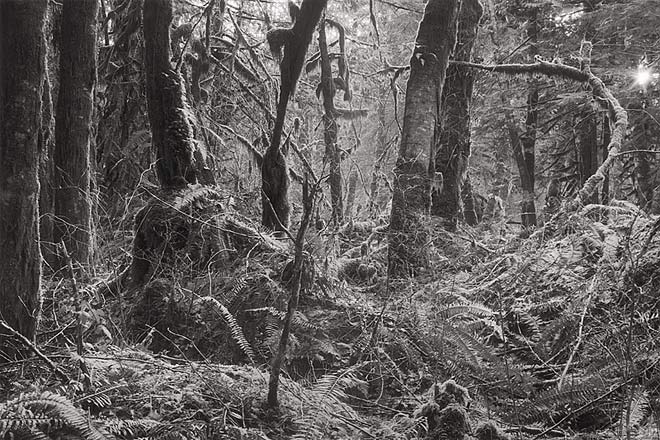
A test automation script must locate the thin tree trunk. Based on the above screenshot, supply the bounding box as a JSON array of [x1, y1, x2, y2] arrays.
[[462, 173, 479, 225], [509, 9, 539, 228], [601, 114, 611, 205], [0, 0, 47, 351], [630, 100, 655, 212], [144, 0, 197, 189], [369, 99, 389, 217], [319, 17, 343, 224], [54, 0, 98, 268], [345, 168, 359, 219], [431, 0, 483, 230], [388, 0, 460, 277]]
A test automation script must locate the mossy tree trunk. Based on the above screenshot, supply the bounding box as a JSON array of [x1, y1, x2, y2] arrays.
[[0, 0, 47, 352], [431, 0, 483, 231], [319, 17, 343, 225], [388, 0, 460, 277], [143, 0, 197, 189], [54, 0, 98, 268], [262, 0, 326, 232]]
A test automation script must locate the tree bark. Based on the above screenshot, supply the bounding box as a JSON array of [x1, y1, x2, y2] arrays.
[[431, 0, 483, 230], [0, 0, 47, 352], [143, 0, 197, 189], [388, 0, 460, 277], [54, 0, 98, 268], [319, 18, 343, 225], [39, 3, 59, 267]]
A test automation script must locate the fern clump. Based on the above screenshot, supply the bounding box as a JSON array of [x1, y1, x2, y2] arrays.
[[0, 391, 110, 440]]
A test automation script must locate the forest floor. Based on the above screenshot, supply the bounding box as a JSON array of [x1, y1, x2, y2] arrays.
[[2, 197, 660, 440]]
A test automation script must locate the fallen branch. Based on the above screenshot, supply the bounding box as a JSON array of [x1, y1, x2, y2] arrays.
[[0, 320, 69, 384]]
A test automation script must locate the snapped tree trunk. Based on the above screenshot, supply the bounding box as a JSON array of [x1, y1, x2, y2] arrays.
[[143, 0, 197, 189], [54, 0, 98, 268], [0, 0, 47, 351], [319, 17, 343, 225], [388, 0, 460, 277], [431, 0, 483, 230]]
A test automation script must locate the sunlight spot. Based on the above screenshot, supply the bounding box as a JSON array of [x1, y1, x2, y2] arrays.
[[634, 65, 657, 87]]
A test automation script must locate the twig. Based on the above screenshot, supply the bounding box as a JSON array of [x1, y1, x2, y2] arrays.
[[558, 277, 594, 390], [0, 320, 69, 383]]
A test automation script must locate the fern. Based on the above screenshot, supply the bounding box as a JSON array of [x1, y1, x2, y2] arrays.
[[292, 372, 363, 440], [172, 184, 221, 211], [198, 295, 255, 362], [437, 302, 494, 320], [0, 391, 110, 440]]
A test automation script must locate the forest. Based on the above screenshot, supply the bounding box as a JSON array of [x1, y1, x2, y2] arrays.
[[1, 0, 659, 439]]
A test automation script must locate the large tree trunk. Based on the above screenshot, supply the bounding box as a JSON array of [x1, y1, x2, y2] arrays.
[[388, 0, 460, 277], [144, 0, 197, 189], [431, 0, 483, 230], [319, 18, 343, 225], [0, 0, 47, 352], [53, 0, 98, 268]]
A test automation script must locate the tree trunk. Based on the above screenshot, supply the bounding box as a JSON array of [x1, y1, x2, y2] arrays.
[[0, 0, 47, 351], [601, 114, 611, 205], [509, 107, 537, 228], [368, 98, 390, 218], [575, 101, 598, 205], [388, 0, 460, 277], [39, 3, 59, 267], [262, 0, 326, 232], [630, 100, 656, 212], [54, 0, 98, 268], [143, 0, 197, 189], [319, 18, 343, 225], [431, 0, 483, 230], [462, 173, 479, 225], [508, 10, 539, 228], [344, 168, 359, 219]]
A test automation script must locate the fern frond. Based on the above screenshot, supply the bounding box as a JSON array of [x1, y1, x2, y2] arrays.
[[172, 185, 221, 211], [438, 302, 494, 320], [0, 391, 110, 440], [198, 295, 255, 362], [103, 418, 162, 438]]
